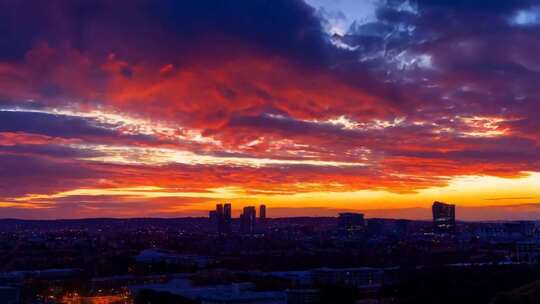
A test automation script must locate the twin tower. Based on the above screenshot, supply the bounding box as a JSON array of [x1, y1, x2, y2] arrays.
[[209, 204, 266, 234]]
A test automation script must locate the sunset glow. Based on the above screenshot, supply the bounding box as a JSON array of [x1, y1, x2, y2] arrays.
[[1, 0, 540, 220]]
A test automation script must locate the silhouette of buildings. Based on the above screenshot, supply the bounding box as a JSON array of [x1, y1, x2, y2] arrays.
[[210, 203, 232, 234], [432, 201, 456, 233], [217, 203, 224, 234], [209, 204, 268, 234], [224, 203, 232, 234], [3, 213, 540, 303], [258, 204, 267, 231], [260, 204, 267, 220], [240, 206, 257, 234]]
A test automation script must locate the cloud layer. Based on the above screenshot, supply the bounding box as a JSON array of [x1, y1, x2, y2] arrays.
[[1, 0, 540, 218]]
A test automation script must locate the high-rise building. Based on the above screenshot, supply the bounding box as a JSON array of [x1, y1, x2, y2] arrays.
[[216, 203, 224, 234], [432, 201, 456, 233], [258, 204, 267, 232], [259, 204, 266, 220], [223, 203, 232, 234], [240, 206, 257, 234], [216, 204, 224, 219], [210, 203, 232, 234]]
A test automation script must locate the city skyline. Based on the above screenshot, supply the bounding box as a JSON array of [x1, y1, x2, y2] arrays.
[[2, 0, 540, 220]]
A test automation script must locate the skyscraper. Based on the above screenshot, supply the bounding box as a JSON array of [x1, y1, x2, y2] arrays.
[[216, 204, 224, 219], [240, 206, 257, 234], [432, 201, 456, 233], [210, 203, 232, 234], [259, 204, 266, 220], [223, 203, 232, 234], [216, 203, 224, 234]]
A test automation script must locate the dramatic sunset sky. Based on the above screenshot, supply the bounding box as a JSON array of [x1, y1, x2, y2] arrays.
[[1, 0, 540, 220]]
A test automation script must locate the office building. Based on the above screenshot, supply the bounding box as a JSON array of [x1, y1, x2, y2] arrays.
[[240, 206, 257, 234], [432, 201, 456, 233], [210, 203, 232, 234], [260, 204, 267, 220], [224, 203, 232, 234]]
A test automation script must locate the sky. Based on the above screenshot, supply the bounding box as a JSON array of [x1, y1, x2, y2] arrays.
[[1, 0, 540, 220]]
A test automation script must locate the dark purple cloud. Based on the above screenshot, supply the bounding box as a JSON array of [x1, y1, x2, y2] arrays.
[[0, 110, 159, 143], [0, 0, 329, 65]]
